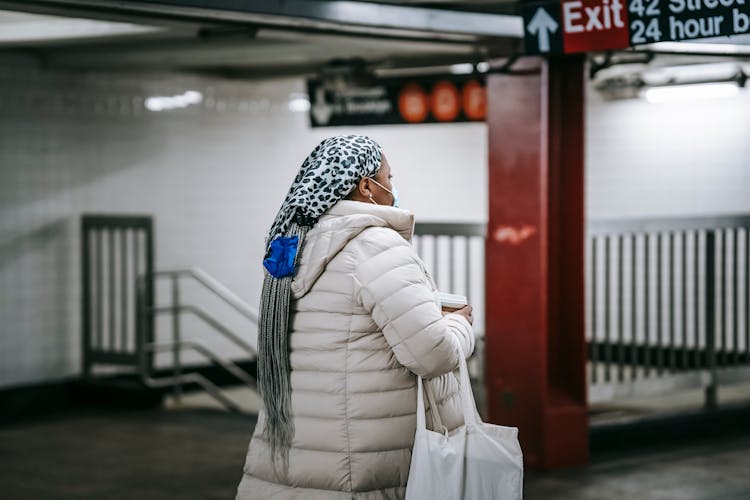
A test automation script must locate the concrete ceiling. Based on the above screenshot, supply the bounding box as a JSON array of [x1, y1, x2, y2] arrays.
[[1, 1, 749, 79], [0, 3, 519, 76]]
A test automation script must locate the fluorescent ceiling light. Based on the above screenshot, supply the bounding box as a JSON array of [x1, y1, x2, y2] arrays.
[[640, 41, 750, 55], [640, 62, 741, 86], [145, 91, 203, 112], [476, 62, 490, 73], [641, 82, 740, 104], [449, 63, 474, 75], [0, 11, 162, 43], [288, 93, 311, 112]]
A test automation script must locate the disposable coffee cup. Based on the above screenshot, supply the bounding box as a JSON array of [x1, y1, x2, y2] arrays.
[[437, 292, 468, 313]]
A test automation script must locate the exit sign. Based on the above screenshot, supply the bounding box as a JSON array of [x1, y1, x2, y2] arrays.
[[523, 0, 750, 55]]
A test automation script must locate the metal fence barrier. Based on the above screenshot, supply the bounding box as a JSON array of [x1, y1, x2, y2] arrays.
[[587, 215, 750, 407], [83, 214, 748, 415], [81, 214, 154, 377], [81, 215, 257, 414], [414, 222, 487, 415]]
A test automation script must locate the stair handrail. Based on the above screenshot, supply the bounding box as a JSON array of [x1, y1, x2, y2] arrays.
[[135, 268, 260, 412], [151, 266, 259, 352], [150, 304, 257, 356], [153, 267, 259, 322], [142, 340, 255, 414]]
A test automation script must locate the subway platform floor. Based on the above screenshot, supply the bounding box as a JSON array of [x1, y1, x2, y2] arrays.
[[2, 404, 750, 500]]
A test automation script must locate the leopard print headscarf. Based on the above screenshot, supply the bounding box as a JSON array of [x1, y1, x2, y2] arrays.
[[265, 134, 383, 251], [258, 135, 383, 473]]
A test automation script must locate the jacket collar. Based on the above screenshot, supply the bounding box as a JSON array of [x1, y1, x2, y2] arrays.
[[323, 200, 415, 241]]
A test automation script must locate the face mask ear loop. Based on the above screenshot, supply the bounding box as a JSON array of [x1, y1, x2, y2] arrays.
[[369, 177, 396, 207], [369, 178, 391, 195], [368, 194, 378, 205]]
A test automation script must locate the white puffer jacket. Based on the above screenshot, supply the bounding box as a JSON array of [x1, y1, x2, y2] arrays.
[[236, 200, 475, 499]]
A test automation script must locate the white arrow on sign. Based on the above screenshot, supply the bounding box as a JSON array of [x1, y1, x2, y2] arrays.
[[527, 7, 558, 53]]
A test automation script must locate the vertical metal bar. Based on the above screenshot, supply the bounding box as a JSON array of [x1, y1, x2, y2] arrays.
[[604, 236, 611, 382], [121, 228, 128, 353], [145, 222, 155, 374], [96, 228, 103, 350], [705, 230, 717, 410], [631, 233, 638, 380], [109, 228, 116, 352], [591, 236, 598, 384], [695, 230, 701, 370], [644, 233, 651, 376], [432, 236, 439, 289], [172, 274, 182, 403], [667, 231, 677, 371], [448, 236, 454, 292], [133, 228, 140, 356], [733, 228, 739, 365], [81, 219, 91, 378], [136, 274, 147, 377], [618, 235, 624, 382], [465, 237, 471, 304], [682, 231, 688, 370], [657, 233, 663, 374], [719, 229, 726, 367]]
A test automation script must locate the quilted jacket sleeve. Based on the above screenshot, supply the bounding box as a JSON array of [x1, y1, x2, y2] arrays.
[[353, 227, 475, 379]]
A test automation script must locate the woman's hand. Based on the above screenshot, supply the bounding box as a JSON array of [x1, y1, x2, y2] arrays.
[[442, 305, 473, 325]]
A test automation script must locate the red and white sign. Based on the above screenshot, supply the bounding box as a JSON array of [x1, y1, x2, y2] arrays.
[[523, 0, 632, 54], [561, 0, 630, 52]]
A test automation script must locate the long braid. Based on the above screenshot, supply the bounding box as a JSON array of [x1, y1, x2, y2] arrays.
[[257, 222, 308, 476]]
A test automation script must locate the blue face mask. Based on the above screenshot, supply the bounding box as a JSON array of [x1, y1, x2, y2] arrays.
[[369, 178, 399, 208]]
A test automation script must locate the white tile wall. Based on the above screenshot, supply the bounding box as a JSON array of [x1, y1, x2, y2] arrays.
[[0, 55, 487, 388], [586, 84, 750, 219], [3, 53, 749, 389]]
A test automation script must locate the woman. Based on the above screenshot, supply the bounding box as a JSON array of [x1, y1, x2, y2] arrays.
[[236, 134, 475, 499]]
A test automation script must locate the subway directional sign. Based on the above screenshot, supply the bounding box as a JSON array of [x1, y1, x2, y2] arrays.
[[523, 0, 750, 54]]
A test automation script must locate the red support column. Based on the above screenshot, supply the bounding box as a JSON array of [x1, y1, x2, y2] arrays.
[[485, 55, 588, 470]]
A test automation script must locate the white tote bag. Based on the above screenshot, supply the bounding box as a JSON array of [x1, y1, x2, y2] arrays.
[[405, 352, 524, 500]]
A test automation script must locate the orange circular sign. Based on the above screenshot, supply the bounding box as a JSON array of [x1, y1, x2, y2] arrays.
[[430, 81, 460, 122], [462, 80, 486, 121], [398, 83, 429, 123]]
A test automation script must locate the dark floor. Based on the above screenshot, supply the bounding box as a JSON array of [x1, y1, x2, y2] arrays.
[[0, 409, 255, 500], [525, 435, 750, 500], [1, 408, 750, 500]]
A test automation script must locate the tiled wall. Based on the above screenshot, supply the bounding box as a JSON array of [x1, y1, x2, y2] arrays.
[[3, 52, 749, 389], [586, 84, 750, 219], [0, 55, 487, 388]]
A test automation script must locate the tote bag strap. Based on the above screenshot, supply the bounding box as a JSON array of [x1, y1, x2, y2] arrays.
[[416, 376, 449, 436], [457, 342, 482, 427], [416, 375, 427, 431]]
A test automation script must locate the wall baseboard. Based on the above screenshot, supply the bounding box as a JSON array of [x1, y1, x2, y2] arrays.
[[0, 359, 257, 425]]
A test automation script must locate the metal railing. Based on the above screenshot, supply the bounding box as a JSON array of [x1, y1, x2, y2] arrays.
[[587, 215, 750, 408], [414, 217, 750, 415], [413, 222, 486, 311], [85, 214, 748, 417], [136, 267, 259, 412], [81, 215, 154, 376], [414, 222, 487, 415]]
